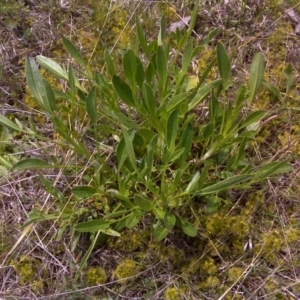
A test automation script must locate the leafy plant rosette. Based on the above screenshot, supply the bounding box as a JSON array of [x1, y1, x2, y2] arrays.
[[2, 1, 291, 278]]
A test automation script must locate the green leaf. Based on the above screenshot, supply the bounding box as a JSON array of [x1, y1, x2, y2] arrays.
[[180, 39, 193, 79], [122, 128, 138, 172], [179, 122, 193, 167], [283, 64, 293, 93], [134, 195, 153, 211], [145, 135, 157, 182], [86, 87, 97, 123], [72, 186, 97, 198], [146, 57, 156, 83], [100, 228, 121, 237], [234, 85, 247, 114], [36, 55, 68, 80], [262, 81, 281, 99], [178, 0, 200, 50], [43, 79, 56, 113], [153, 207, 165, 219], [182, 39, 193, 70], [25, 57, 46, 105], [156, 46, 167, 92], [74, 231, 101, 282], [200, 28, 222, 46], [142, 82, 156, 118], [135, 56, 145, 88], [217, 43, 231, 86], [240, 110, 265, 129], [26, 59, 53, 116], [169, 147, 185, 162], [62, 37, 87, 68], [123, 49, 137, 86], [116, 137, 127, 171], [188, 79, 222, 111], [153, 226, 169, 241], [207, 195, 222, 213], [203, 122, 214, 139], [68, 65, 76, 100], [182, 221, 197, 237], [255, 161, 292, 180], [164, 212, 176, 229], [112, 75, 136, 107], [196, 175, 252, 195], [135, 15, 148, 56], [104, 49, 116, 77], [233, 137, 247, 168], [75, 219, 111, 232], [198, 58, 217, 87], [185, 172, 200, 193], [126, 212, 142, 228], [185, 75, 199, 92], [248, 52, 265, 104], [167, 92, 189, 112], [158, 15, 166, 46], [166, 109, 179, 151], [0, 115, 28, 133], [12, 159, 52, 170]]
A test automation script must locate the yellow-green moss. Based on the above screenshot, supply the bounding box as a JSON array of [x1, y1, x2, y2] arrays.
[[197, 47, 217, 81], [164, 285, 186, 300], [107, 228, 150, 252], [84, 266, 107, 285], [11, 254, 44, 292], [113, 258, 140, 284], [199, 275, 220, 290], [227, 267, 244, 283]]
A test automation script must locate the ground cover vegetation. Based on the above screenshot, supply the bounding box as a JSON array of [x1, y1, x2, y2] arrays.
[[1, 0, 300, 299]]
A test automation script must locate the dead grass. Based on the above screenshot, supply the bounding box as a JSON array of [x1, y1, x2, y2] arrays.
[[1, 0, 300, 299]]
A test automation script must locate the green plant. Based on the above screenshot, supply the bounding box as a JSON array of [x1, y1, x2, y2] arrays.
[[1, 0, 292, 281]]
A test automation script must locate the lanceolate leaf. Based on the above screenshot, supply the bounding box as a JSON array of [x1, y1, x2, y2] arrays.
[[156, 46, 167, 92], [142, 82, 156, 118], [123, 49, 137, 86], [12, 159, 53, 170], [166, 109, 179, 151], [104, 49, 116, 77], [196, 175, 252, 195], [36, 55, 68, 80], [158, 15, 166, 46], [188, 79, 222, 111], [122, 128, 138, 172], [240, 110, 265, 129], [283, 64, 293, 93], [249, 52, 265, 104], [72, 186, 97, 198], [62, 37, 87, 68], [43, 79, 56, 113], [25, 57, 46, 106], [255, 161, 292, 181], [185, 172, 200, 193], [0, 115, 28, 133], [135, 15, 148, 56], [217, 43, 231, 86], [75, 219, 111, 232], [113, 75, 136, 107], [145, 134, 157, 182], [86, 87, 97, 123], [179, 122, 193, 166]]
